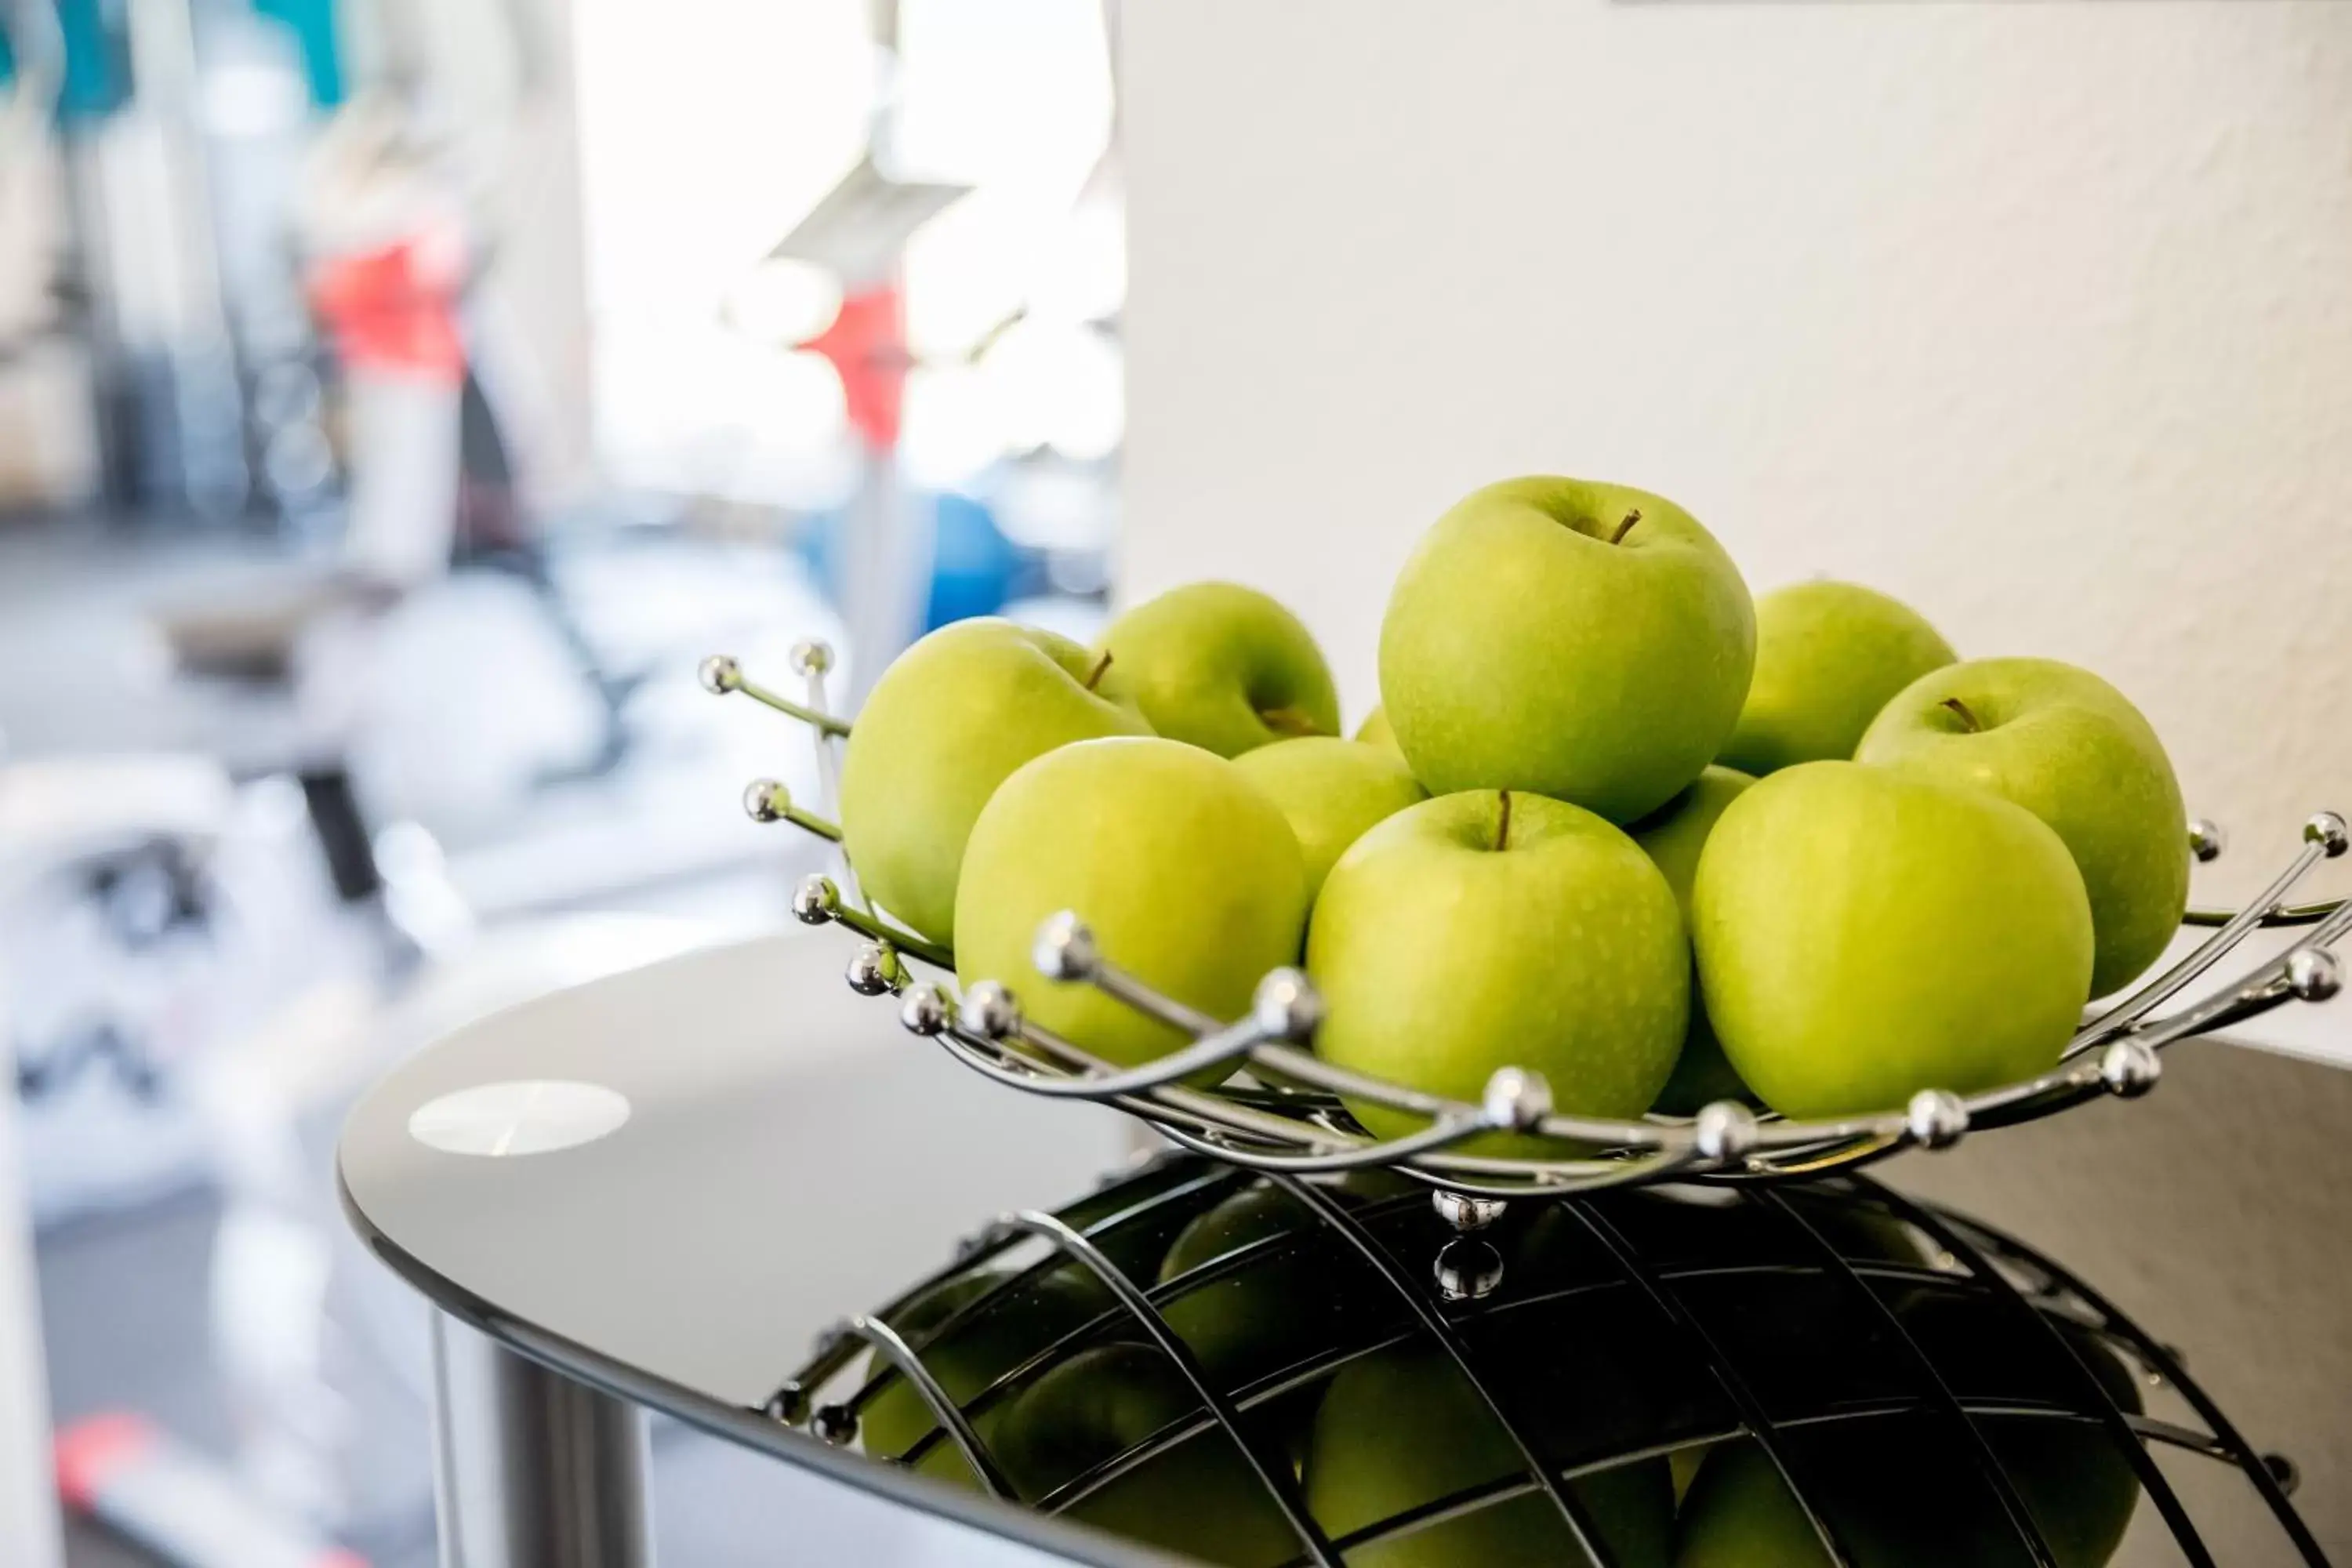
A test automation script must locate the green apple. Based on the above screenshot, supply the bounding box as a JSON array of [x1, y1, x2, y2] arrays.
[[1377, 477, 1755, 822], [994, 1342, 1305, 1565], [1691, 762, 2093, 1119], [1356, 705, 1402, 755], [1628, 766, 1758, 1114], [1092, 582, 1340, 757], [1306, 1345, 1675, 1567], [1857, 658, 2188, 997], [1719, 581, 1956, 776], [1308, 789, 1686, 1150], [956, 737, 1309, 1067], [840, 619, 1150, 944], [1235, 737, 1427, 900]]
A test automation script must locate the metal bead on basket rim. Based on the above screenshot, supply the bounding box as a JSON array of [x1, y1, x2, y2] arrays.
[[761, 1381, 809, 1423], [1433, 1238, 1504, 1303], [792, 873, 841, 925], [2305, 811, 2349, 858], [2187, 818, 2225, 864], [899, 982, 950, 1036], [697, 653, 742, 695], [1432, 1189, 1509, 1233], [2286, 946, 2342, 1004], [1905, 1088, 1969, 1150], [1032, 912, 1098, 982], [1481, 1067, 1553, 1132], [845, 943, 894, 996], [962, 981, 1022, 1041], [742, 779, 788, 823], [788, 639, 836, 677], [810, 1403, 858, 1444], [1693, 1099, 1760, 1163], [2100, 1037, 2161, 1098], [1251, 967, 1324, 1041]]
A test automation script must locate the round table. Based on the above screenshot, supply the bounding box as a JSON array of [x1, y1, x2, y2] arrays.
[[336, 929, 1157, 1567], [342, 926, 2352, 1564]]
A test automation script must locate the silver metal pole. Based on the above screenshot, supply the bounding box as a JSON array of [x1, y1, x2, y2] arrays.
[[430, 1315, 652, 1567]]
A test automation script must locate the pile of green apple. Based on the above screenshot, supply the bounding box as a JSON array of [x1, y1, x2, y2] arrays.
[[837, 474, 2189, 1126]]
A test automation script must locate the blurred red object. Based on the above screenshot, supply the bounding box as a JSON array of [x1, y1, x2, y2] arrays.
[[310, 234, 466, 383], [802, 283, 908, 451], [56, 1411, 366, 1567]]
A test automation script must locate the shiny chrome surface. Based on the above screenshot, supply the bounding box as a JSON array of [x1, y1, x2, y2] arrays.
[[431, 1316, 651, 1568]]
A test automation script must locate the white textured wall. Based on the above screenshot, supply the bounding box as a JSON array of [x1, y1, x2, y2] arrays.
[[1120, 1, 2352, 903]]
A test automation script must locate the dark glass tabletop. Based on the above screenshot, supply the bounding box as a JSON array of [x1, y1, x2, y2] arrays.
[[337, 929, 1168, 1565], [339, 928, 2352, 1566]]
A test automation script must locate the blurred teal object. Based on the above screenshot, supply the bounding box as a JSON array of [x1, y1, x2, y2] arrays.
[[1, 17, 16, 89], [252, 0, 343, 107], [55, 0, 132, 122], [800, 490, 1040, 633]]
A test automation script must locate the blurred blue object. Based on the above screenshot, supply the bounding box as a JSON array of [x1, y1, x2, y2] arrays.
[[800, 489, 1041, 633], [925, 491, 1033, 628], [251, 0, 345, 107], [54, 0, 131, 122]]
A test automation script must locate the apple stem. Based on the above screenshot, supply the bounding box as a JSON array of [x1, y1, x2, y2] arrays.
[[1259, 705, 1328, 739], [1940, 695, 1984, 733], [1083, 650, 1114, 691], [1495, 789, 1513, 851], [1609, 510, 1642, 546]]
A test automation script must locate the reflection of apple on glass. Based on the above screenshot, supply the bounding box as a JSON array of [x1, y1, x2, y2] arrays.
[[1307, 1344, 1677, 1568], [1675, 1311, 2143, 1567], [831, 1165, 2153, 1568], [856, 1264, 1112, 1490], [994, 1342, 1305, 1566]]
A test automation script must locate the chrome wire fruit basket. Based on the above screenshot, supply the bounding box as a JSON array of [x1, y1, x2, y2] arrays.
[[702, 646, 2349, 1209]]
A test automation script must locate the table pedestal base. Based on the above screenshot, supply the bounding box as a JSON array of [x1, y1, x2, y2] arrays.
[[430, 1316, 652, 1566]]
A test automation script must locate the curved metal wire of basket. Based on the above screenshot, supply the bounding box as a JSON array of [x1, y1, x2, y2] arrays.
[[701, 647, 2351, 1199], [760, 1155, 2328, 1568]]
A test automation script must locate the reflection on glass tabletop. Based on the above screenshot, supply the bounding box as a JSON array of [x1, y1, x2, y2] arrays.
[[339, 931, 2331, 1567]]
